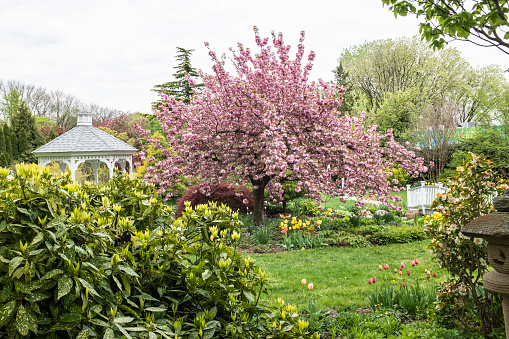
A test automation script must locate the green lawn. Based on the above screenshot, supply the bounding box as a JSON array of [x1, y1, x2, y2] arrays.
[[252, 240, 445, 311]]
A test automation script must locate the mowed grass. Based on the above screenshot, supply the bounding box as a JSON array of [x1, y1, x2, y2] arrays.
[[252, 240, 445, 311], [322, 190, 408, 210]]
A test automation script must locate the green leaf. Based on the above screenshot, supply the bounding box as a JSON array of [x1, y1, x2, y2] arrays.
[[17, 207, 30, 215], [202, 269, 212, 280], [243, 290, 255, 303], [26, 292, 50, 303], [8, 257, 23, 276], [103, 328, 115, 339], [77, 278, 100, 298], [112, 276, 123, 291], [149, 332, 157, 339], [144, 307, 167, 312], [15, 303, 30, 336], [121, 274, 131, 295], [60, 312, 85, 322], [29, 248, 46, 256], [90, 318, 110, 327], [115, 323, 133, 339], [118, 265, 139, 277], [57, 275, 73, 300], [41, 269, 63, 280], [113, 316, 134, 324], [12, 267, 24, 279], [76, 329, 90, 339], [30, 232, 44, 247], [123, 327, 147, 331], [0, 301, 17, 326]]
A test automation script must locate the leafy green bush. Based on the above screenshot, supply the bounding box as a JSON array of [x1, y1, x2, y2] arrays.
[[0, 164, 319, 338], [362, 225, 426, 245], [427, 153, 509, 335]]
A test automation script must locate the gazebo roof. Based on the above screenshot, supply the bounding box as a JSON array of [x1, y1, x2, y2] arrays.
[[33, 114, 137, 155]]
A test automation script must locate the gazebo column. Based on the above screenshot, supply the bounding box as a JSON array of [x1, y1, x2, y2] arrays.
[[70, 158, 77, 181], [128, 159, 133, 179], [89, 160, 100, 184]]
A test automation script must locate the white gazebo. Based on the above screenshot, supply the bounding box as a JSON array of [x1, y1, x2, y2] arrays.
[[33, 111, 138, 183]]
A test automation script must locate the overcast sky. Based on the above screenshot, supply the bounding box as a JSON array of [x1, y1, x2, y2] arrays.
[[0, 0, 506, 114]]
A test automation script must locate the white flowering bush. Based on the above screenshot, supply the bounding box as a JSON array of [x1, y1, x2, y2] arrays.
[[426, 153, 509, 335]]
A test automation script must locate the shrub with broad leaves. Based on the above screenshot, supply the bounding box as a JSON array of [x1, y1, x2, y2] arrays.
[[426, 153, 509, 335], [0, 164, 318, 338]]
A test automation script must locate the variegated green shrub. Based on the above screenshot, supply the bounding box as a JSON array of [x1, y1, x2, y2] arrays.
[[0, 164, 319, 338]]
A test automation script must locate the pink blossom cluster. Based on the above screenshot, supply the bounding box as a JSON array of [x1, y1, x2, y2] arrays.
[[143, 27, 427, 223]]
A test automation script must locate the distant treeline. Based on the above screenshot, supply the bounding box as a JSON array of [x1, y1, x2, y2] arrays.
[[0, 79, 122, 131]]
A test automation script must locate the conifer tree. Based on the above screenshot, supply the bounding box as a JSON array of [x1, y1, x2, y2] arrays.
[[0, 127, 5, 153], [0, 153, 8, 168], [152, 47, 203, 106], [3, 125, 11, 157], [10, 132, 18, 160], [18, 128, 28, 155], [10, 101, 44, 151], [49, 129, 58, 141]]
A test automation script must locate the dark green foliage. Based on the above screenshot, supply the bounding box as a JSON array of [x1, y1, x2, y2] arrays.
[[333, 61, 355, 114], [18, 128, 28, 154], [176, 182, 254, 217], [10, 132, 18, 160], [442, 127, 509, 179], [0, 154, 7, 168], [3, 126, 11, 158], [0, 165, 316, 338], [362, 224, 426, 245], [152, 47, 203, 106], [0, 127, 4, 153], [48, 129, 58, 141], [10, 102, 44, 153]]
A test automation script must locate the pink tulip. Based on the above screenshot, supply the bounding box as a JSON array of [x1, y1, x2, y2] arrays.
[[368, 279, 372, 284], [427, 274, 431, 279], [415, 259, 419, 265], [372, 277, 376, 283], [379, 265, 383, 271], [394, 268, 397, 273], [400, 262, 404, 268], [433, 273, 437, 278], [411, 261, 416, 266], [402, 283, 406, 288], [407, 270, 410, 276]]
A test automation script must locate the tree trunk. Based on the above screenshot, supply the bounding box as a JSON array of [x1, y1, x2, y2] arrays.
[[253, 186, 265, 226], [251, 175, 272, 227]]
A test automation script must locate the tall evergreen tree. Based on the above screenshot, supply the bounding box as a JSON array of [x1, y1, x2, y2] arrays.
[[10, 101, 44, 151], [0, 153, 7, 168], [0, 127, 5, 153], [18, 128, 28, 155], [152, 47, 203, 106], [3, 124, 11, 157], [10, 132, 18, 160]]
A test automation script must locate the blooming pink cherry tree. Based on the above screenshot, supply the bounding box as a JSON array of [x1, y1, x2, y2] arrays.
[[144, 27, 427, 225]]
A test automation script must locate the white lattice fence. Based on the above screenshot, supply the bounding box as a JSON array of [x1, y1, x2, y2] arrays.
[[406, 181, 496, 215], [406, 181, 448, 215]]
